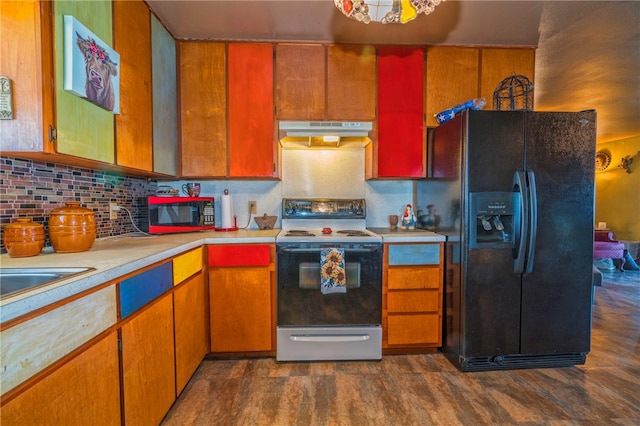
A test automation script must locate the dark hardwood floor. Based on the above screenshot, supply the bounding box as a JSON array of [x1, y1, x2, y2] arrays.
[[162, 270, 640, 425]]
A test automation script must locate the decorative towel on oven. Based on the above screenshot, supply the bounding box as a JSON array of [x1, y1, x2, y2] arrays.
[[320, 248, 347, 294]]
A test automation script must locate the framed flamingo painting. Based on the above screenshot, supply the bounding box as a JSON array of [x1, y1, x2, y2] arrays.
[[63, 15, 120, 113]]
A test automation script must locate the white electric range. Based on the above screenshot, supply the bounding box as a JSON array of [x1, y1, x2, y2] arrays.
[[275, 198, 383, 361]]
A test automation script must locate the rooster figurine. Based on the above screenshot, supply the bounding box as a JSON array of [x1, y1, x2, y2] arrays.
[[400, 204, 417, 230]]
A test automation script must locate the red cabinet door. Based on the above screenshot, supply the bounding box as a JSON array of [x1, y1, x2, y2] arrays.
[[377, 47, 425, 178], [228, 43, 275, 177]]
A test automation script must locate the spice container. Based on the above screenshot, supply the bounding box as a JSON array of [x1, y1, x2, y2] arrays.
[[3, 218, 45, 257], [48, 202, 96, 253]]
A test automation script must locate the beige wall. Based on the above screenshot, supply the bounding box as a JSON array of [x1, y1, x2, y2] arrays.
[[595, 135, 640, 241]]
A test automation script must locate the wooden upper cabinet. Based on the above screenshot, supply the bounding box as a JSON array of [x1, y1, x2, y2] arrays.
[[425, 47, 480, 127], [2, 0, 116, 165], [228, 43, 276, 178], [151, 15, 178, 177], [275, 44, 325, 120], [54, 1, 115, 164], [327, 45, 376, 120], [0, 0, 52, 153], [480, 48, 535, 109], [179, 42, 227, 177], [113, 0, 153, 172], [375, 47, 425, 178]]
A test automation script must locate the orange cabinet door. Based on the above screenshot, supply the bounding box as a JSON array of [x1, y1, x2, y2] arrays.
[[174, 272, 207, 394], [387, 313, 441, 346], [228, 43, 276, 177], [377, 47, 425, 178], [480, 48, 535, 109], [179, 41, 227, 177], [425, 47, 479, 127], [121, 294, 176, 426], [275, 44, 325, 120], [209, 267, 273, 352], [327, 45, 377, 121], [0, 333, 121, 426], [113, 0, 153, 172]]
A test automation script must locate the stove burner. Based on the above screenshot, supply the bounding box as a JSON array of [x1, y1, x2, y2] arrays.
[[284, 230, 315, 237], [337, 230, 371, 237]]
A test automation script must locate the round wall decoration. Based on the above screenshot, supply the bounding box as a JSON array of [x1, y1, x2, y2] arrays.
[[595, 149, 612, 171]]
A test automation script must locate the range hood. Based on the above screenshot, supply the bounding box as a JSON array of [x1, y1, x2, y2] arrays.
[[279, 121, 373, 149]]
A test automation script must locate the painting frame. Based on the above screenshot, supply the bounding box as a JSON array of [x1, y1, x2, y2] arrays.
[[63, 15, 120, 114]]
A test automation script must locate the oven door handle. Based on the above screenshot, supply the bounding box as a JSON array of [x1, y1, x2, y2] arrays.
[[289, 334, 371, 342], [279, 247, 379, 254]]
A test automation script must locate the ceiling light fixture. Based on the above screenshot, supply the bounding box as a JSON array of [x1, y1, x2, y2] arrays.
[[334, 0, 445, 24]]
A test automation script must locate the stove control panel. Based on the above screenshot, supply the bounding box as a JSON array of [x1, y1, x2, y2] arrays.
[[282, 198, 365, 219]]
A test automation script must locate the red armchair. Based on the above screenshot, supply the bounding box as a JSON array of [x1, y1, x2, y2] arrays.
[[594, 230, 625, 272]]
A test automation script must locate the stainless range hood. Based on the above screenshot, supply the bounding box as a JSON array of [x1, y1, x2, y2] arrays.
[[279, 121, 373, 149]]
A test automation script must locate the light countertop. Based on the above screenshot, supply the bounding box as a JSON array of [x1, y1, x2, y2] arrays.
[[0, 229, 279, 322], [368, 228, 447, 243]]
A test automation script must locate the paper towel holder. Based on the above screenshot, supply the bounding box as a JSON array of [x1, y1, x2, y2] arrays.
[[215, 189, 239, 232]]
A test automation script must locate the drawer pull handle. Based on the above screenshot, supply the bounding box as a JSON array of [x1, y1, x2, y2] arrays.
[[289, 334, 371, 343]]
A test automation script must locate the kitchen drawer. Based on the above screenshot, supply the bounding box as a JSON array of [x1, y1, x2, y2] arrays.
[[120, 262, 173, 319], [387, 290, 440, 313], [173, 247, 203, 285], [388, 244, 440, 266], [208, 244, 271, 267], [1, 286, 117, 395], [387, 266, 440, 290], [387, 313, 440, 346]]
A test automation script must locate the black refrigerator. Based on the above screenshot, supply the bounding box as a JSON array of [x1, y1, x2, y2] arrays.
[[436, 110, 597, 371]]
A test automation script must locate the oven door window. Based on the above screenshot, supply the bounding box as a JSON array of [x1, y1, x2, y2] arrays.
[[277, 245, 382, 326]]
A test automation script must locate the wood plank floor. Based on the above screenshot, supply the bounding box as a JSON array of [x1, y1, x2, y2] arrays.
[[162, 271, 640, 425]]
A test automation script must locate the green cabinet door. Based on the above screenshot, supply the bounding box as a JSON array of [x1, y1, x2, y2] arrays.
[[54, 0, 115, 163]]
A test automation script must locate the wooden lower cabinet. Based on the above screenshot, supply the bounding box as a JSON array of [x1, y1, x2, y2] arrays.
[[121, 293, 176, 426], [383, 243, 444, 350], [208, 244, 275, 353], [174, 271, 208, 394], [1, 332, 121, 426], [209, 267, 273, 352], [387, 313, 441, 346]]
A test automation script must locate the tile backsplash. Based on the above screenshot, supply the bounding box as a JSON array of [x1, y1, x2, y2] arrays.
[[0, 156, 157, 252], [1, 150, 451, 253]]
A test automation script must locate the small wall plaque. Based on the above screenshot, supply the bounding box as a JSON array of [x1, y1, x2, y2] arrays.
[[0, 76, 13, 120]]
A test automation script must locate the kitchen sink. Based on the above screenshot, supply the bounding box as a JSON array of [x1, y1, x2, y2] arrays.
[[0, 267, 95, 298]]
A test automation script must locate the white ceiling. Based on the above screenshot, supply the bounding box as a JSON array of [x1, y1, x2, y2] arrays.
[[146, 0, 640, 144]]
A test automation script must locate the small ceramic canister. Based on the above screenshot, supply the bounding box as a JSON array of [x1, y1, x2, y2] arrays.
[[3, 218, 46, 257]]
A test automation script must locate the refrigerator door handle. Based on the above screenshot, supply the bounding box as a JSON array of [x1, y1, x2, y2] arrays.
[[513, 170, 529, 274], [524, 170, 538, 274]]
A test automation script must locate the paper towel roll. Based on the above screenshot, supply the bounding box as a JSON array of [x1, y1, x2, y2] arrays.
[[220, 191, 233, 229]]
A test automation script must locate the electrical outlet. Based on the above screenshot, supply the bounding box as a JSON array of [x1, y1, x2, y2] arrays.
[[249, 201, 257, 215], [109, 202, 118, 220]]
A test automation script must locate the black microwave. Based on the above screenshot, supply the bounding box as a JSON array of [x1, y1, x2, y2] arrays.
[[141, 196, 215, 234]]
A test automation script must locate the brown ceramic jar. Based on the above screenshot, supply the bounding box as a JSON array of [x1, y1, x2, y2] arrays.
[[48, 202, 96, 253], [3, 218, 46, 257]]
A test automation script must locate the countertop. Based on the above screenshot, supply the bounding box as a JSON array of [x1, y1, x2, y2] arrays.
[[368, 228, 447, 243], [1, 227, 446, 322], [0, 229, 279, 322]]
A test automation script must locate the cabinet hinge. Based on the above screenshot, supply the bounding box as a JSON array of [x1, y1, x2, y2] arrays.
[[48, 125, 57, 142]]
